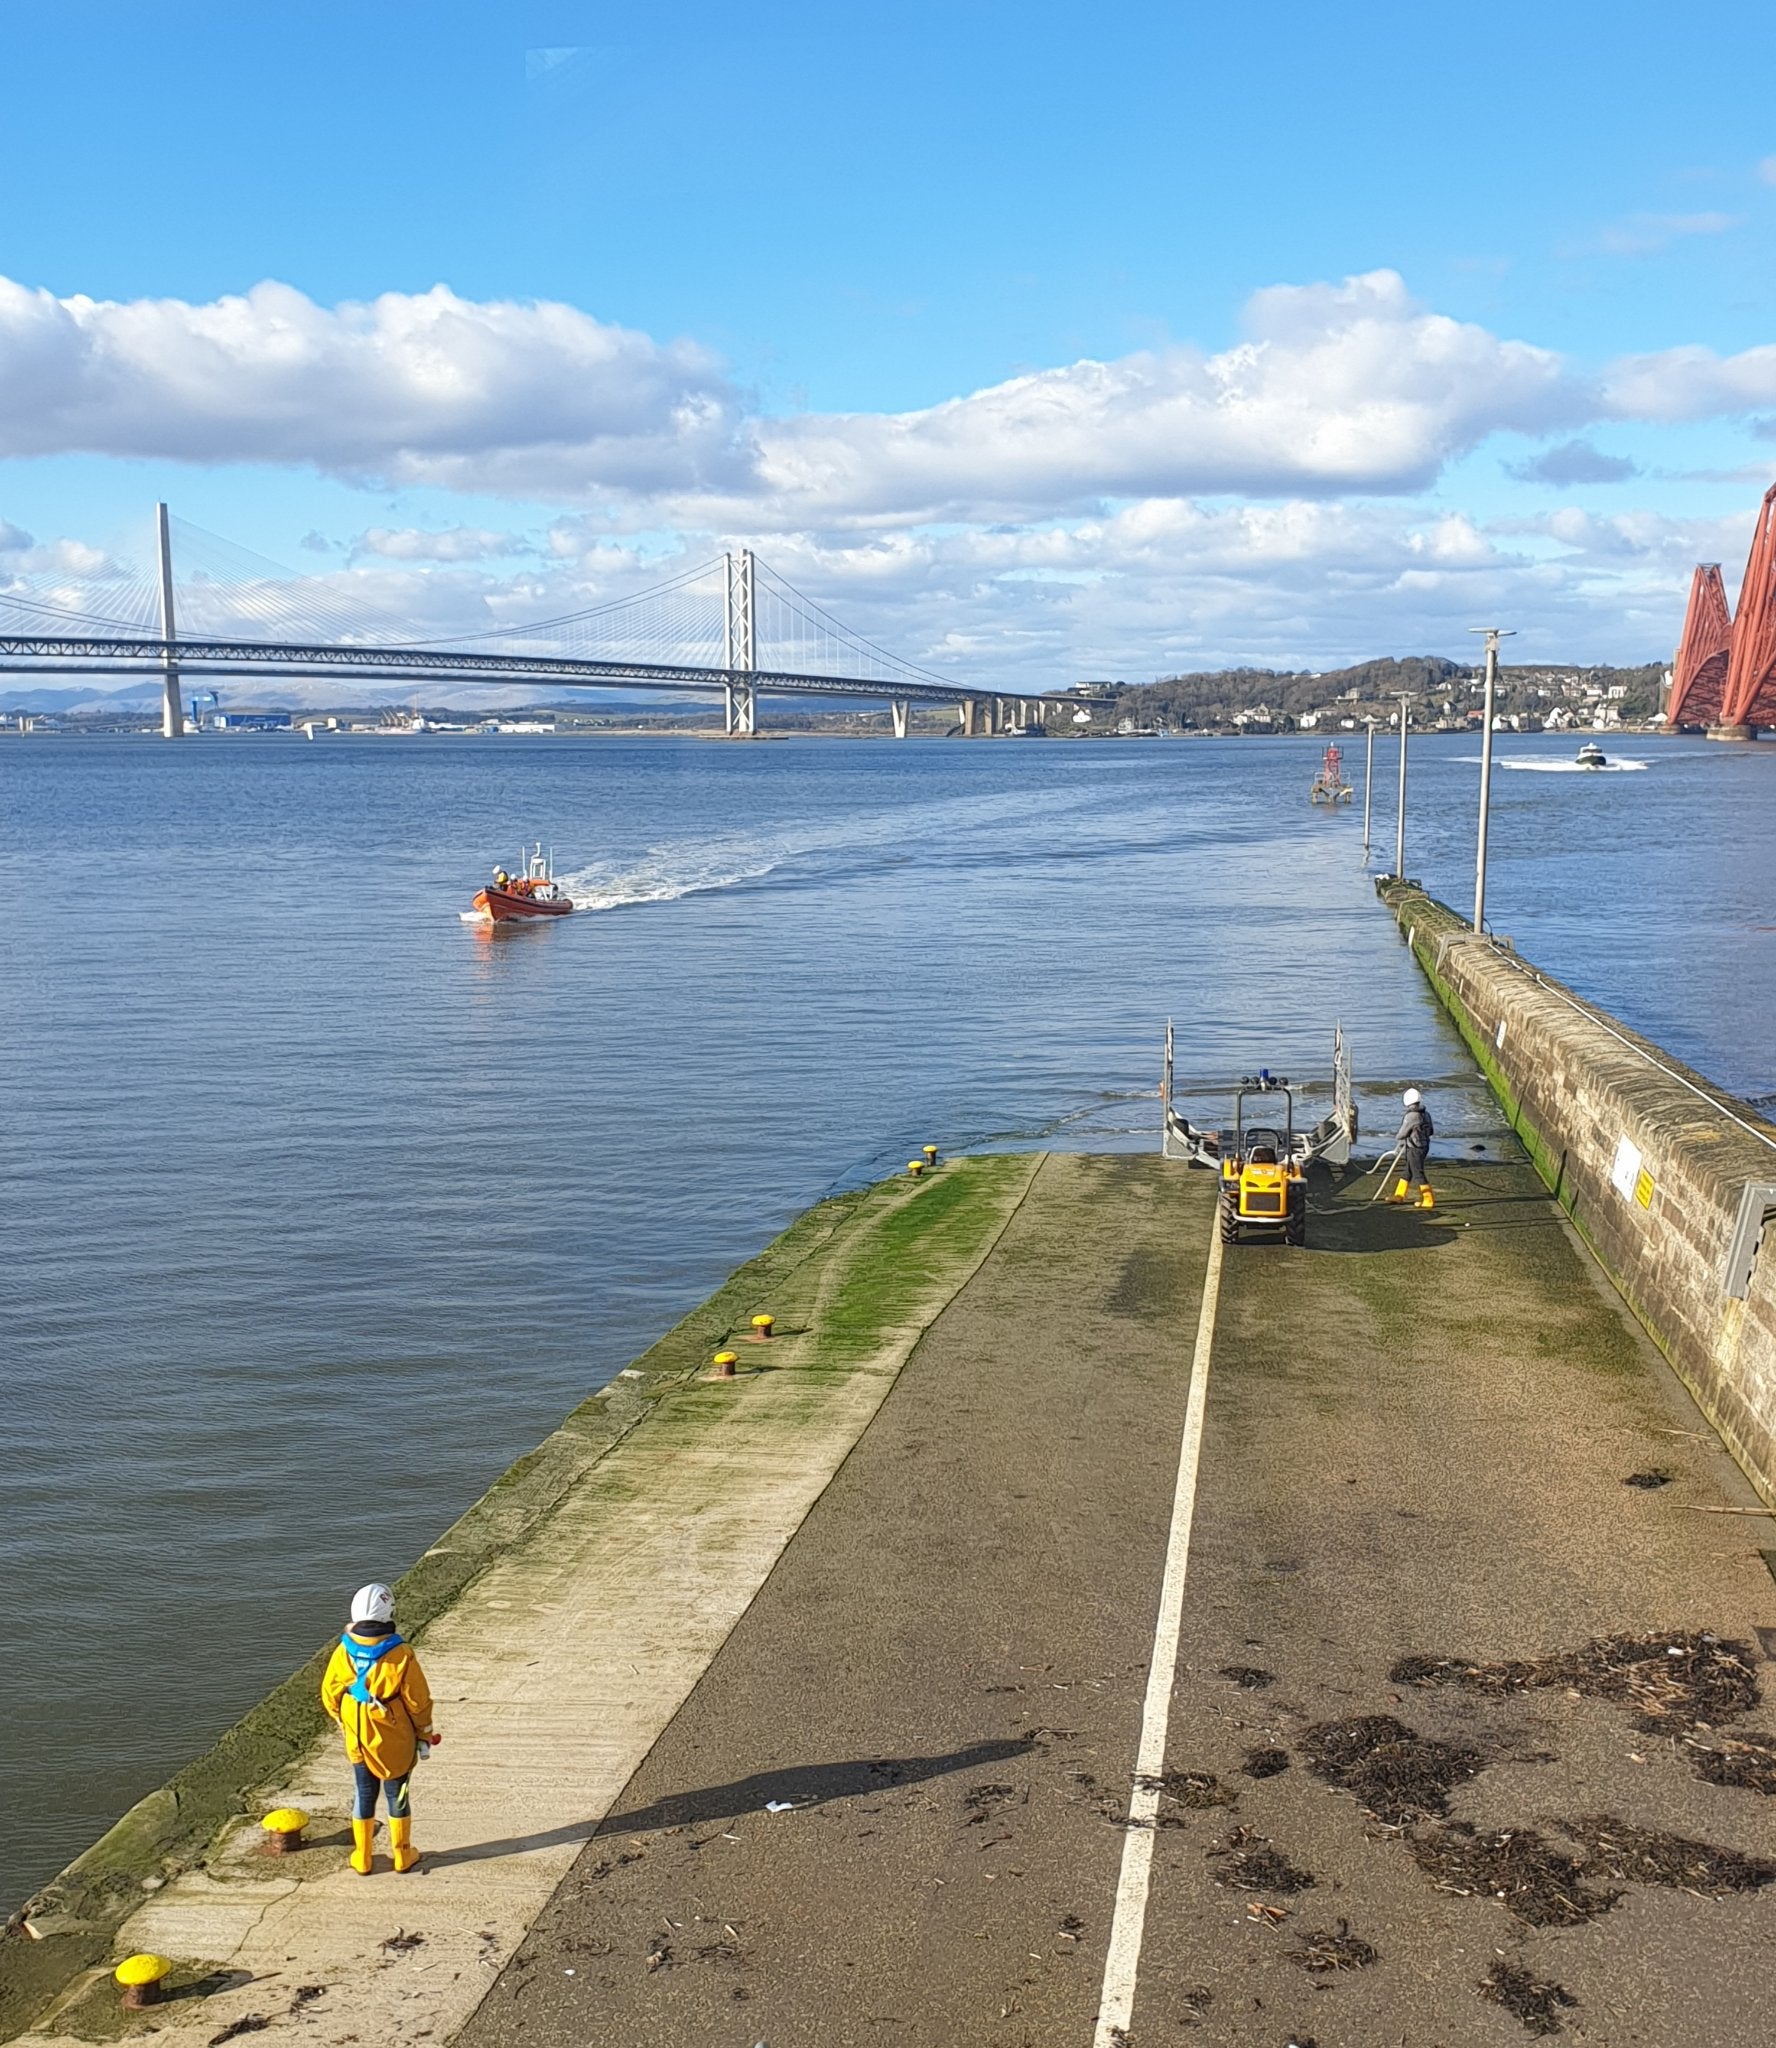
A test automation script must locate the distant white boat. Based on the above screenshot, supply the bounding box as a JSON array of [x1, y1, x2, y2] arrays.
[[1577, 742, 1607, 768]]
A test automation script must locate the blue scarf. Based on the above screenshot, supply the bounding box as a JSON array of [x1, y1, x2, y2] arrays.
[[341, 1630, 404, 1708]]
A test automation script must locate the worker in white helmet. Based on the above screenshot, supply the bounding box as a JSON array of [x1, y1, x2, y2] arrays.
[[320, 1583, 439, 1875], [1389, 1088, 1435, 1209]]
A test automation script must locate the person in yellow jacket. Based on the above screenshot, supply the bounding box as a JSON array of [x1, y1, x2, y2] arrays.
[[320, 1582, 440, 1875]]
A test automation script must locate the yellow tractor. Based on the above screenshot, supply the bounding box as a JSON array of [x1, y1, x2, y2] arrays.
[[1218, 1074, 1308, 1247]]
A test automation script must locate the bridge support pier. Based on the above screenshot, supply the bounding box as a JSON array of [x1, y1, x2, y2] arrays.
[[724, 681, 757, 736], [891, 698, 910, 739], [156, 501, 184, 739], [962, 700, 977, 737]]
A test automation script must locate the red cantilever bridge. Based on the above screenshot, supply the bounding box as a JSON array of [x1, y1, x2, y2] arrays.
[[1667, 481, 1776, 736]]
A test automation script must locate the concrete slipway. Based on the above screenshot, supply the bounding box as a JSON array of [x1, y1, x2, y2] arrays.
[[8, 1151, 1776, 2047]]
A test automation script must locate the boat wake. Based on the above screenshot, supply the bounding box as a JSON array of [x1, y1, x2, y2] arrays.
[[553, 846, 782, 912], [1497, 757, 1649, 774]]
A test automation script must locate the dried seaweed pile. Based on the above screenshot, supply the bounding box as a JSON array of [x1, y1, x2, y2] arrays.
[[1390, 1630, 1758, 1732], [1561, 1814, 1776, 1895], [1300, 1714, 1482, 1824], [1142, 1768, 1236, 1810], [1409, 1821, 1621, 1926], [1286, 1919, 1377, 1973], [1692, 1729, 1776, 1795], [1411, 1812, 1775, 1925], [1206, 1825, 1316, 1894], [1241, 1746, 1291, 1780], [1480, 1961, 1578, 2038]]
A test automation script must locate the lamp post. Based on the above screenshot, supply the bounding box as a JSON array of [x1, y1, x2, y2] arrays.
[[1362, 717, 1376, 857], [1393, 694, 1411, 880], [1469, 627, 1516, 935]]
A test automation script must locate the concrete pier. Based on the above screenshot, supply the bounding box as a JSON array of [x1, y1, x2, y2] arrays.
[[10, 1140, 1776, 2046]]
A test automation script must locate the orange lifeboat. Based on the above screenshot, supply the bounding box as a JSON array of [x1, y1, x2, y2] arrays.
[[467, 844, 575, 922]]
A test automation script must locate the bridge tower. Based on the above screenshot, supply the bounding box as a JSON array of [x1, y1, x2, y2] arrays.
[[1717, 483, 1776, 736], [1666, 564, 1732, 729], [156, 502, 185, 739], [723, 549, 757, 735]]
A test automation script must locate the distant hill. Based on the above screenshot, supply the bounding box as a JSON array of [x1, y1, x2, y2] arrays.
[[1124, 656, 1465, 727], [1110, 655, 1666, 728]]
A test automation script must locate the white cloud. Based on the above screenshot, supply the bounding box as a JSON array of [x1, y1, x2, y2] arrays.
[[1602, 340, 1776, 421], [351, 525, 529, 564], [727, 271, 1579, 526], [1595, 211, 1739, 257], [0, 276, 755, 496], [1759, 156, 1776, 186], [0, 270, 1589, 520]]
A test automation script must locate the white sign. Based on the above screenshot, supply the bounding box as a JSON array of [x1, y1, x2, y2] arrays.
[[1495, 1018, 1508, 1049], [1611, 1135, 1643, 1203]]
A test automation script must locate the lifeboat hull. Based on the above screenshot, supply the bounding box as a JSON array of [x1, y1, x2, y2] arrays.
[[471, 886, 575, 922]]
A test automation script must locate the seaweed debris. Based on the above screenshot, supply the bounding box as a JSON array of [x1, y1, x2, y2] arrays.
[[1388, 1630, 1758, 1732], [1206, 1825, 1316, 1895], [1480, 1961, 1579, 2037], [1285, 1919, 1378, 1973], [1141, 1769, 1236, 1810], [1408, 1822, 1621, 1926], [1622, 1470, 1673, 1489], [1241, 1746, 1291, 1780], [1559, 1815, 1776, 1895], [1301, 1714, 1482, 1824], [1218, 1665, 1276, 1690], [1691, 1729, 1776, 1795]]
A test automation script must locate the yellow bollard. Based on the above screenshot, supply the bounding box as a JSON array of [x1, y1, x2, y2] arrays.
[[922, 1145, 939, 1166], [750, 1313, 775, 1342], [114, 1956, 173, 2010], [711, 1350, 738, 1379], [260, 1807, 309, 1855], [907, 1160, 925, 1178]]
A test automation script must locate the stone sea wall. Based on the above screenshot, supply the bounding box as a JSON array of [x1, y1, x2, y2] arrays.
[[1381, 881, 1776, 1505]]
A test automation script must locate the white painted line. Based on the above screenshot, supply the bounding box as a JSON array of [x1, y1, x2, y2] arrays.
[[1091, 1207, 1225, 2046]]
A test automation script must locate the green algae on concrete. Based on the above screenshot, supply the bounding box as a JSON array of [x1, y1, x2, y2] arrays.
[[0, 1155, 1035, 2043]]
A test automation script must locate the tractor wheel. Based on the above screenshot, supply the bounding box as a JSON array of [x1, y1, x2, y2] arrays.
[[1285, 1185, 1307, 1247], [1218, 1188, 1240, 1245]]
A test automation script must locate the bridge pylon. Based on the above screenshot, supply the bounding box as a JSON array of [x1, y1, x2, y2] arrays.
[[724, 549, 757, 736], [157, 502, 185, 739]]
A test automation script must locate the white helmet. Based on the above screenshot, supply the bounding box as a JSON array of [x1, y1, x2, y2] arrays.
[[1403, 1088, 1422, 1106], [350, 1582, 396, 1626]]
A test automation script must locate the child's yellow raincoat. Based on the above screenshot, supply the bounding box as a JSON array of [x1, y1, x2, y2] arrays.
[[321, 1628, 435, 1780]]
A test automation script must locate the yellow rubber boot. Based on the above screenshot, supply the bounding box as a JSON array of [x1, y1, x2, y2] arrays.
[[350, 1818, 375, 1875], [1388, 1177, 1409, 1204], [1418, 1184, 1436, 1211], [389, 1816, 420, 1873]]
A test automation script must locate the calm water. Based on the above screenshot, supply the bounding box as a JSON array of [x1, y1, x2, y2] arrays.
[[2, 728, 1771, 1908]]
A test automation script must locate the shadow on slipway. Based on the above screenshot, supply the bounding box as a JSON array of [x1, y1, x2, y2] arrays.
[[425, 1737, 1037, 1868]]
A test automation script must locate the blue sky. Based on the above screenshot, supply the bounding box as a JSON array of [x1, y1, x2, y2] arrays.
[[6, 0, 1776, 683]]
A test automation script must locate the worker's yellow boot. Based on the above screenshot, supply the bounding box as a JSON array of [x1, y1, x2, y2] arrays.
[[1388, 1177, 1409, 1204], [350, 1818, 375, 1875], [1418, 1184, 1436, 1211], [389, 1817, 420, 1873]]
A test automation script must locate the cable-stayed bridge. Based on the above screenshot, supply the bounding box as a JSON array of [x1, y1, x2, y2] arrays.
[[0, 506, 1056, 738]]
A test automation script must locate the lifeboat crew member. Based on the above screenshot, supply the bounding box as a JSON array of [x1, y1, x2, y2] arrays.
[[493, 867, 510, 891], [320, 1582, 440, 1875], [1388, 1088, 1435, 1210]]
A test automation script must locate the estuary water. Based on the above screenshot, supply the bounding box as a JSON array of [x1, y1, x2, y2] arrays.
[[3, 727, 1773, 1909]]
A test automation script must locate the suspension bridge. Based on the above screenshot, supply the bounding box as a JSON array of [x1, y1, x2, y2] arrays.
[[0, 505, 1065, 739]]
